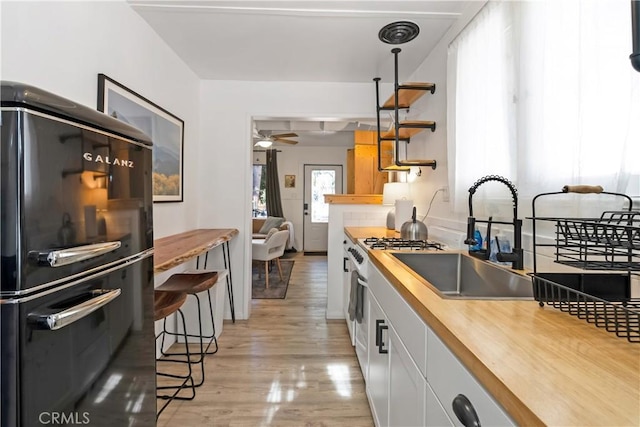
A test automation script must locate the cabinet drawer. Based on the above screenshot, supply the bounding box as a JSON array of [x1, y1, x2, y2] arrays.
[[369, 263, 427, 376], [427, 329, 514, 427]]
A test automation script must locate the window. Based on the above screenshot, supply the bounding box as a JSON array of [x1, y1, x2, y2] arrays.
[[448, 0, 640, 215], [310, 169, 336, 223], [252, 164, 267, 218]]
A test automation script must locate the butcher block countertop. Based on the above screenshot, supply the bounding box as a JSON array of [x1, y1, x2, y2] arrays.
[[345, 227, 640, 427], [153, 228, 238, 273]]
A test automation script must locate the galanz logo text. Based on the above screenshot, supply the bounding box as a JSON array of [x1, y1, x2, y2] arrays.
[[83, 152, 134, 168]]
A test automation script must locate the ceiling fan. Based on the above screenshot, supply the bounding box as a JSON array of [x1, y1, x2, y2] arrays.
[[253, 128, 299, 147]]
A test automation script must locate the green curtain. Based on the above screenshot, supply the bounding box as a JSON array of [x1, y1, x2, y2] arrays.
[[265, 149, 284, 218]]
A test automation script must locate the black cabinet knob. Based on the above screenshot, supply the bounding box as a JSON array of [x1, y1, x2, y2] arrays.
[[452, 394, 481, 427]]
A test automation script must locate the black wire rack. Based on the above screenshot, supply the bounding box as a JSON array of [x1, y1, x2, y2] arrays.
[[532, 274, 639, 342], [539, 211, 640, 270], [529, 189, 640, 343]]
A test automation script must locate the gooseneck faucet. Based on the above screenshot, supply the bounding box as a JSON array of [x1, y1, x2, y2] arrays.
[[463, 175, 524, 270]]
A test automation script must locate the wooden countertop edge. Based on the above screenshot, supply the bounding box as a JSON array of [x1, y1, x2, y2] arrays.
[[369, 254, 543, 426], [154, 228, 239, 273], [324, 194, 382, 204]]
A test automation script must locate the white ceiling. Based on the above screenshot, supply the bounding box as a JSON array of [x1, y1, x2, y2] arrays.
[[129, 1, 468, 147], [253, 117, 385, 147], [129, 0, 467, 83]]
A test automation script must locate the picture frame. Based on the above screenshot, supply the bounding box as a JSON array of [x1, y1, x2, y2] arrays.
[[97, 74, 184, 203], [284, 174, 296, 188]]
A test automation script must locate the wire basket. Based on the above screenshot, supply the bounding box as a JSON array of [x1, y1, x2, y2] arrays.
[[549, 211, 640, 270], [530, 188, 639, 343], [532, 274, 639, 343]]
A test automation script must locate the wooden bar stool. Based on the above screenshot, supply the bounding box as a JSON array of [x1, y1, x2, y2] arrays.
[[155, 290, 194, 418], [156, 270, 221, 388]]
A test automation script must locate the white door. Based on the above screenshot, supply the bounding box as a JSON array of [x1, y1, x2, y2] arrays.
[[303, 164, 342, 252]]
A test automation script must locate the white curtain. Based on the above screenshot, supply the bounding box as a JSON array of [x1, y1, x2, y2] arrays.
[[448, 0, 640, 218], [447, 1, 517, 216]]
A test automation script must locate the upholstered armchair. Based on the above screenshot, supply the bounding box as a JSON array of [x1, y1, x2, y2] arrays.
[[251, 230, 290, 288]]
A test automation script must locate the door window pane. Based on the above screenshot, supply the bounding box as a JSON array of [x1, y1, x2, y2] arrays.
[[311, 170, 335, 223]]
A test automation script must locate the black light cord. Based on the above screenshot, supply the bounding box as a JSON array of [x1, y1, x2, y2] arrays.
[[422, 188, 444, 221]]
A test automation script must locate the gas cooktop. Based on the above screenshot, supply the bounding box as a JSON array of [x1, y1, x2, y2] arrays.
[[361, 237, 444, 251]]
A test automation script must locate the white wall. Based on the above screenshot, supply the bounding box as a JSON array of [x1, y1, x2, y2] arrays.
[[1, 0, 201, 239], [199, 80, 377, 319], [274, 145, 348, 251], [1, 0, 204, 353]]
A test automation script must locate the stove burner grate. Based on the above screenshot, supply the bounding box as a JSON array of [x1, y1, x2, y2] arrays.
[[363, 237, 443, 251]]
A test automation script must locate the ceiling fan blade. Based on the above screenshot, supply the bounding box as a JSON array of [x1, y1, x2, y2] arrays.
[[252, 126, 264, 138], [276, 138, 298, 145], [271, 132, 298, 139]]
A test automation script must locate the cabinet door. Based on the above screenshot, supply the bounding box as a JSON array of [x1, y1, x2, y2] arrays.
[[367, 294, 389, 427], [346, 149, 355, 193], [354, 144, 377, 194], [427, 329, 515, 427], [425, 382, 454, 427], [388, 325, 426, 427]]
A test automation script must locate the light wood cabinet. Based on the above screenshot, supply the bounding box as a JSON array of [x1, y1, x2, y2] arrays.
[[347, 130, 389, 194]]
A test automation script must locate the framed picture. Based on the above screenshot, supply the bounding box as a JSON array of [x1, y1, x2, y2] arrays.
[[284, 174, 296, 188], [97, 74, 184, 203]]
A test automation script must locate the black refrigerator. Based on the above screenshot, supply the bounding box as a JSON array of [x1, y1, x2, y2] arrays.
[[1, 82, 156, 426]]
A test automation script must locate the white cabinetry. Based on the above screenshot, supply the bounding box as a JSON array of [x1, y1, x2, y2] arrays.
[[367, 293, 389, 426], [427, 329, 514, 427], [425, 382, 454, 426], [365, 261, 514, 427], [388, 325, 427, 427], [367, 263, 428, 427]]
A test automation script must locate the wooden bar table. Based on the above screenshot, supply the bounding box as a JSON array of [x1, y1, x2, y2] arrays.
[[154, 228, 239, 322]]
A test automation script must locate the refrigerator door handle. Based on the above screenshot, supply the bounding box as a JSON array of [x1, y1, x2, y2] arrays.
[[30, 241, 122, 267], [28, 288, 121, 330]]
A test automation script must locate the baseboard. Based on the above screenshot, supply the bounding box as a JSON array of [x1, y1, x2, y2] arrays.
[[326, 310, 344, 320], [304, 251, 327, 256]]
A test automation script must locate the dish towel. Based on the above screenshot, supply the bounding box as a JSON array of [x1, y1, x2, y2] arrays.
[[348, 270, 359, 321], [348, 270, 364, 323]]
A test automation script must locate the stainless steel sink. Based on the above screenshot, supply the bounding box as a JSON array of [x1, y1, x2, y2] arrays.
[[390, 252, 534, 299]]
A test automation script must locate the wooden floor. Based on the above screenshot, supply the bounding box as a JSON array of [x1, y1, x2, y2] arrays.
[[157, 253, 374, 426]]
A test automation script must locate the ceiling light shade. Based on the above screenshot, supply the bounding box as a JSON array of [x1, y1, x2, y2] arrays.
[[254, 139, 273, 148], [378, 21, 420, 45]]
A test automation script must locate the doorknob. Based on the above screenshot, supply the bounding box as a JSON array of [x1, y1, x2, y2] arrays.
[[303, 202, 309, 215]]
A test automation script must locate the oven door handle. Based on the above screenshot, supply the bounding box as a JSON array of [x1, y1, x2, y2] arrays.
[[30, 241, 122, 267], [28, 289, 121, 330], [357, 276, 368, 288]]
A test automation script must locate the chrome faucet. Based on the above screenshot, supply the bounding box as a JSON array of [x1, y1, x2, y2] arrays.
[[463, 175, 524, 270]]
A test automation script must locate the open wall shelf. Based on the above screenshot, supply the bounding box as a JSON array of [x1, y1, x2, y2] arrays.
[[381, 82, 436, 110], [374, 48, 437, 171]]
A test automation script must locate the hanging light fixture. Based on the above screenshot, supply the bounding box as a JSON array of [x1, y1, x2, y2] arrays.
[[254, 139, 273, 148]]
